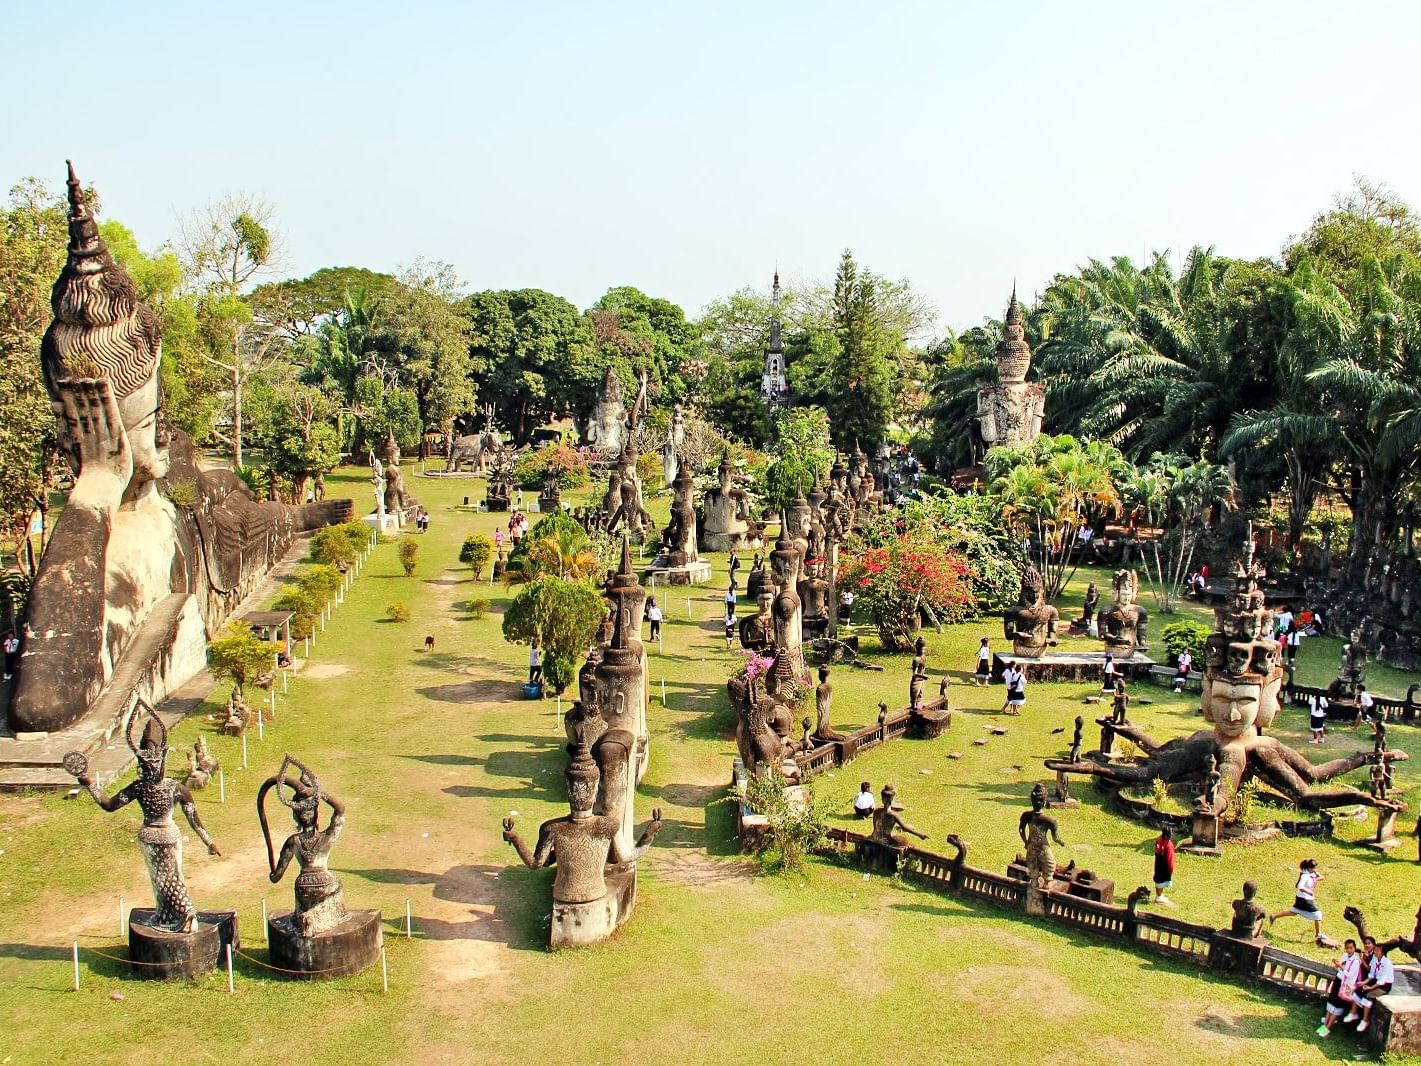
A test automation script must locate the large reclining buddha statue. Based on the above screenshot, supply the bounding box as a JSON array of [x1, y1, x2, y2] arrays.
[[8, 163, 351, 736]]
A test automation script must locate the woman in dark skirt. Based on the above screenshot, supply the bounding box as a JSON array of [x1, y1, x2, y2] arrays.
[[974, 637, 991, 686]]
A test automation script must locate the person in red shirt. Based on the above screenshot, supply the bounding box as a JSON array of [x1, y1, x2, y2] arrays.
[[1152, 827, 1176, 905]]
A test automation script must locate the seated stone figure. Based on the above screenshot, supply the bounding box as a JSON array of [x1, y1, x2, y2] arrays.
[[10, 164, 350, 735], [868, 785, 928, 847], [1229, 880, 1266, 939], [1100, 568, 1149, 655], [1003, 565, 1058, 658]]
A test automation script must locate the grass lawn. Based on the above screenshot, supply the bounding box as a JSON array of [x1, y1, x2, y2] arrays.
[[1, 465, 1419, 1065]]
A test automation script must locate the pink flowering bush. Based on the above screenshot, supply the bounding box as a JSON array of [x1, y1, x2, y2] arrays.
[[840, 533, 975, 651]]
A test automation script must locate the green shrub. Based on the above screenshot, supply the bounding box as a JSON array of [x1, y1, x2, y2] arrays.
[[512, 443, 591, 490], [272, 587, 320, 640], [460, 534, 494, 579], [296, 564, 341, 599], [207, 621, 275, 697], [311, 526, 358, 568], [387, 602, 411, 623], [466, 597, 490, 620], [1160, 620, 1210, 666], [399, 539, 419, 576], [732, 765, 832, 874], [336, 521, 372, 554], [502, 576, 605, 695]]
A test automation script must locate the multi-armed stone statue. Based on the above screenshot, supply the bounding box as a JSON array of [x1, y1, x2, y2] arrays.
[[976, 288, 1046, 453], [701, 453, 757, 552], [64, 701, 232, 978], [10, 164, 350, 741], [503, 731, 663, 949], [257, 754, 381, 978], [1003, 565, 1059, 657], [587, 367, 628, 456], [1048, 532, 1408, 837]]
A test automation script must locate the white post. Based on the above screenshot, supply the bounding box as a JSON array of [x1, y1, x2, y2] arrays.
[[72, 941, 79, 991], [405, 899, 413, 939], [282, 670, 288, 694], [117, 896, 124, 936], [381, 947, 389, 994], [257, 714, 264, 742], [269, 687, 276, 720], [241, 733, 248, 770], [661, 679, 667, 707], [219, 769, 226, 804], [556, 693, 562, 723], [225, 943, 234, 994], [261, 898, 267, 940]]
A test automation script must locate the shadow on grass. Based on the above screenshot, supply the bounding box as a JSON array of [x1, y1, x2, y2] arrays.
[[418, 679, 526, 704], [398, 753, 480, 766], [413, 651, 516, 675], [358, 863, 545, 952]]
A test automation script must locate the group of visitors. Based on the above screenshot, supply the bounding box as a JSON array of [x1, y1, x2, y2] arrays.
[[413, 507, 431, 534], [1317, 935, 1395, 1037], [506, 510, 529, 545]]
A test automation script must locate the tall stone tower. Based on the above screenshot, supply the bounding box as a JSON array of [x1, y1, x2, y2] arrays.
[[977, 287, 1046, 450], [761, 271, 789, 408]]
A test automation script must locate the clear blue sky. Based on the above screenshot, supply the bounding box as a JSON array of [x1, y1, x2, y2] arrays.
[[4, 1, 1418, 332]]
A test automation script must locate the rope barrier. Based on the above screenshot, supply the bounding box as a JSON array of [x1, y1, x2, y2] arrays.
[[233, 945, 372, 976], [79, 944, 223, 969]]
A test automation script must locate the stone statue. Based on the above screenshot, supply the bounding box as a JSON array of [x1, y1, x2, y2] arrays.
[[977, 289, 1046, 450], [538, 466, 562, 513], [1195, 752, 1222, 812], [1111, 679, 1129, 724], [183, 736, 219, 791], [701, 453, 753, 551], [64, 701, 221, 931], [1003, 565, 1059, 658], [909, 636, 928, 711], [1068, 716, 1083, 763], [739, 591, 774, 652], [11, 165, 351, 737], [606, 444, 654, 540], [728, 673, 787, 776], [1049, 532, 1408, 820], [258, 754, 349, 936], [379, 429, 412, 518], [769, 517, 805, 678], [1229, 880, 1267, 939], [798, 560, 831, 637], [868, 785, 928, 847], [1079, 582, 1100, 629], [745, 551, 768, 600], [587, 367, 627, 455], [813, 665, 845, 742], [661, 404, 685, 486], [503, 736, 662, 922], [1018, 783, 1064, 890], [370, 454, 386, 519], [658, 457, 699, 567], [1100, 568, 1148, 654]]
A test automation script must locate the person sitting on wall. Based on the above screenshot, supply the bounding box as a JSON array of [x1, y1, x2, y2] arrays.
[[852, 782, 876, 819]]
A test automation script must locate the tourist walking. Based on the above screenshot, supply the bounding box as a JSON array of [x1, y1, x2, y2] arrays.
[[2, 631, 18, 681], [973, 637, 991, 686], [723, 603, 736, 649], [1317, 938, 1363, 1037], [1349, 937, 1395, 1033], [839, 588, 854, 625], [728, 550, 741, 583], [1271, 858, 1327, 945], [646, 598, 663, 643], [1353, 685, 1377, 729], [1172, 648, 1193, 693], [1309, 693, 1329, 744], [723, 584, 737, 612], [1285, 621, 1301, 666], [1101, 652, 1118, 694], [1152, 827, 1176, 905], [528, 644, 542, 687], [1002, 664, 1026, 715]]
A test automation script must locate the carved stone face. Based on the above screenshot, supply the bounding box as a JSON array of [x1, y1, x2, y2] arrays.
[[1226, 643, 1253, 677], [1207, 679, 1263, 739], [1114, 579, 1135, 609]]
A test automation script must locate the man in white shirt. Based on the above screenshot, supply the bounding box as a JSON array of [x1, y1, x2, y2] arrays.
[[528, 644, 542, 686], [852, 781, 876, 819], [1354, 686, 1377, 729]]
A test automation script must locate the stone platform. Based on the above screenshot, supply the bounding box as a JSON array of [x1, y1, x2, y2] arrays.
[[129, 908, 238, 980], [267, 908, 382, 979], [644, 560, 713, 586], [362, 512, 401, 533], [992, 651, 1155, 684], [1373, 966, 1421, 1054]]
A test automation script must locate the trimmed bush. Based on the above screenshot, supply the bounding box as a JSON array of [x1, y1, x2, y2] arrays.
[[399, 539, 419, 576], [387, 602, 411, 623], [1160, 620, 1210, 666], [460, 534, 494, 579]]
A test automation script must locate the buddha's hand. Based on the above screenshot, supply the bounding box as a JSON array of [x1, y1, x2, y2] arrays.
[[58, 378, 132, 508], [501, 816, 517, 841]]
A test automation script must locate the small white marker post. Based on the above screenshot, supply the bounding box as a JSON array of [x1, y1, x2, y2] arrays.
[[117, 896, 124, 937], [381, 947, 389, 994], [304, 635, 310, 658], [687, 595, 692, 620], [72, 941, 79, 991], [405, 899, 413, 939], [241, 734, 248, 770], [219, 769, 226, 804], [257, 714, 264, 742], [661, 679, 667, 707], [556, 694, 563, 725], [225, 943, 234, 994], [269, 687, 276, 720], [261, 898, 268, 940], [282, 670, 288, 695]]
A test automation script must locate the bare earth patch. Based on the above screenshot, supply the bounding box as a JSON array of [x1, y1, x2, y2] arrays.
[[646, 848, 755, 887], [302, 663, 351, 679]]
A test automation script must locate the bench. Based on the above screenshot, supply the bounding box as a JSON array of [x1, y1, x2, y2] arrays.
[[1148, 665, 1202, 693]]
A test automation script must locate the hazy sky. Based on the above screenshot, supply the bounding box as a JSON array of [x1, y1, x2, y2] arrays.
[[5, 1, 1419, 333]]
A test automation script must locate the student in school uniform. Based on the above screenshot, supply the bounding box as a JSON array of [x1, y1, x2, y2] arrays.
[[1349, 938, 1396, 1034], [973, 637, 991, 686]]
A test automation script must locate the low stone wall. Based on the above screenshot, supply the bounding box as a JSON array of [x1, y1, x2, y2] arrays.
[[992, 651, 1157, 684], [827, 828, 1421, 1055], [1285, 682, 1420, 721]]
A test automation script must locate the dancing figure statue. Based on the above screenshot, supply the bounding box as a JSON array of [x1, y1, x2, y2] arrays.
[[258, 755, 349, 937], [65, 701, 220, 932], [909, 636, 929, 710], [1019, 783, 1064, 889]]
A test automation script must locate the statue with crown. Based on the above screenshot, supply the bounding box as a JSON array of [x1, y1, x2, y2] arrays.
[[64, 701, 235, 978], [6, 164, 352, 771]]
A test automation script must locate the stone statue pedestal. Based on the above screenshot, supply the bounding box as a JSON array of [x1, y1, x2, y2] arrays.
[[128, 908, 238, 980], [1181, 811, 1222, 856], [363, 512, 400, 534], [1024, 885, 1048, 916], [1368, 966, 1421, 1054], [644, 560, 712, 587], [550, 864, 638, 949], [266, 908, 382, 980], [1045, 771, 1079, 809], [1366, 808, 1401, 852], [537, 493, 561, 514], [853, 838, 908, 876]]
